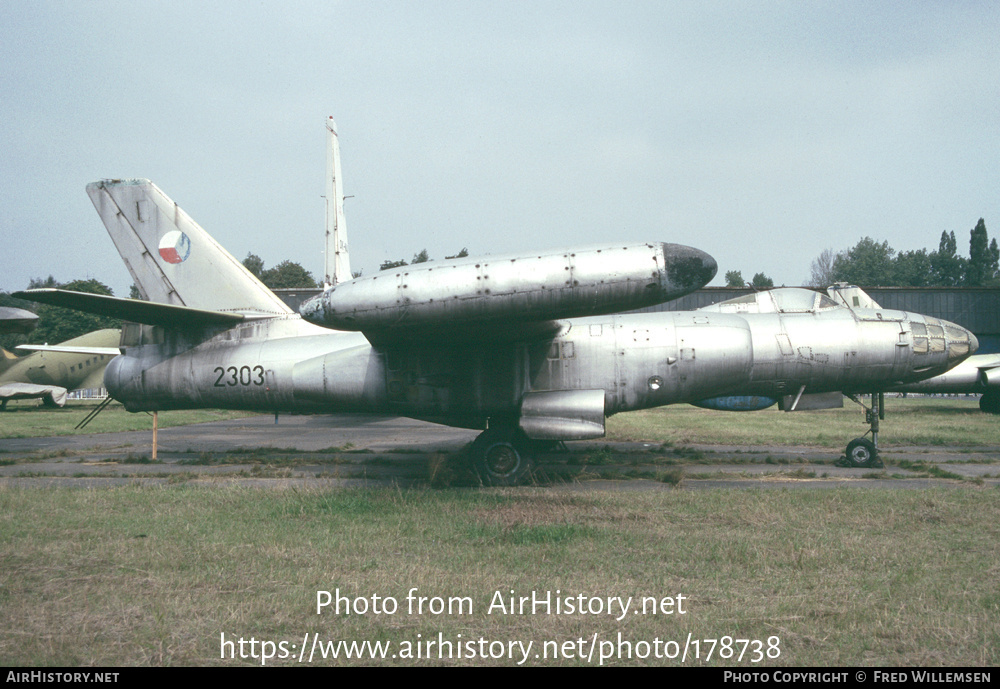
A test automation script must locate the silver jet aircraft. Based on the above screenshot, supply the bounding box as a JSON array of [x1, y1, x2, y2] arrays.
[[888, 354, 1000, 414], [16, 144, 978, 483]]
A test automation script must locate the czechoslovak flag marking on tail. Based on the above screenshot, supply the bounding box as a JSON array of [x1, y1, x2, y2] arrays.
[[158, 231, 191, 264]]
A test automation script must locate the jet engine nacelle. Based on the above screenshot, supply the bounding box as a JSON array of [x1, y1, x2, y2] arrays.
[[981, 366, 1000, 387], [518, 389, 607, 440], [300, 242, 717, 332]]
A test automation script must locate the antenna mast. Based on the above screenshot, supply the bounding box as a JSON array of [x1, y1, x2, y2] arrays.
[[324, 116, 351, 286]]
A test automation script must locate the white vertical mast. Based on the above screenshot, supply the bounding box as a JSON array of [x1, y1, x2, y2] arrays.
[[324, 116, 351, 286]]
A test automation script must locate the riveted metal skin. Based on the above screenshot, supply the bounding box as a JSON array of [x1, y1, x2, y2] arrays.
[[299, 243, 717, 332], [696, 288, 977, 399]]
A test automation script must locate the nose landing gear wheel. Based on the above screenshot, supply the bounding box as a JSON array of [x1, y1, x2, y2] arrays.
[[844, 392, 886, 468]]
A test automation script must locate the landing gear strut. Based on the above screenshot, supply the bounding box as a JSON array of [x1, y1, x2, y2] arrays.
[[470, 424, 536, 486], [844, 392, 885, 468]]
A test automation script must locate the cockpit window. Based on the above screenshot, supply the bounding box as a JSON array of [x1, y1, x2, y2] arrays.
[[769, 289, 825, 312], [708, 288, 843, 314]]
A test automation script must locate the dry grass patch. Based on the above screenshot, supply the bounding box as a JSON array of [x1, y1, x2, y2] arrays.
[[1, 485, 998, 666]]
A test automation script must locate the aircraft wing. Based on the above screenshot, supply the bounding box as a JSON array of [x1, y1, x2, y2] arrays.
[[14, 289, 247, 329]]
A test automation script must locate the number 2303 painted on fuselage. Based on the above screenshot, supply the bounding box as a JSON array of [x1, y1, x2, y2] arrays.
[[213, 365, 265, 388]]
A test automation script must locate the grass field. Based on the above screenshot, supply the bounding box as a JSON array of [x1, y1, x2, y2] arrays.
[[1, 485, 997, 667], [1, 397, 998, 667]]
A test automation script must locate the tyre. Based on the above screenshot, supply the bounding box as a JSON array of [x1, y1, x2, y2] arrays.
[[470, 427, 534, 486], [980, 391, 1000, 415], [845, 437, 878, 468]]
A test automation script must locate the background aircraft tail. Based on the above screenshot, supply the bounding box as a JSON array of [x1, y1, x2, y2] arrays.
[[0, 348, 18, 375], [86, 179, 292, 317]]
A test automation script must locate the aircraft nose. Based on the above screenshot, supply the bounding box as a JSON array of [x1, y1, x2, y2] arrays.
[[942, 319, 978, 363], [662, 244, 718, 293]]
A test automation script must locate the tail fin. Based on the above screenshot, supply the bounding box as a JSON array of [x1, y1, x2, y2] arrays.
[[0, 347, 19, 375], [86, 179, 292, 316], [324, 117, 351, 286]]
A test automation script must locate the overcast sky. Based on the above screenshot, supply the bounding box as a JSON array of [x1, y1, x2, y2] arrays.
[[2, 1, 998, 296]]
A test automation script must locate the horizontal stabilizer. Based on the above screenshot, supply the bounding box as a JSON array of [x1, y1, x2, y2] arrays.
[[14, 289, 246, 329], [16, 344, 121, 356]]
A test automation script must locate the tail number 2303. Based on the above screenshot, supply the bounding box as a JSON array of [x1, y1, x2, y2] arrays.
[[214, 365, 265, 387]]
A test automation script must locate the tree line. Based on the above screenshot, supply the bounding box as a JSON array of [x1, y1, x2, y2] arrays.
[[808, 219, 999, 288], [241, 248, 470, 286], [377, 248, 468, 272], [724, 271, 774, 288]]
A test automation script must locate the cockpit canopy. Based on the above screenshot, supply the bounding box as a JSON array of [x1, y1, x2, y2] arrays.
[[702, 288, 842, 315]]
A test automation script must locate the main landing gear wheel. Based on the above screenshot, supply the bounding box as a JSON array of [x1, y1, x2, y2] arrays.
[[846, 437, 878, 468], [980, 391, 1000, 415], [470, 426, 535, 487]]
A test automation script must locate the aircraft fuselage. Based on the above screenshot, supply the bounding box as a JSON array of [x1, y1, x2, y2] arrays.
[[105, 311, 754, 425], [102, 303, 973, 433]]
